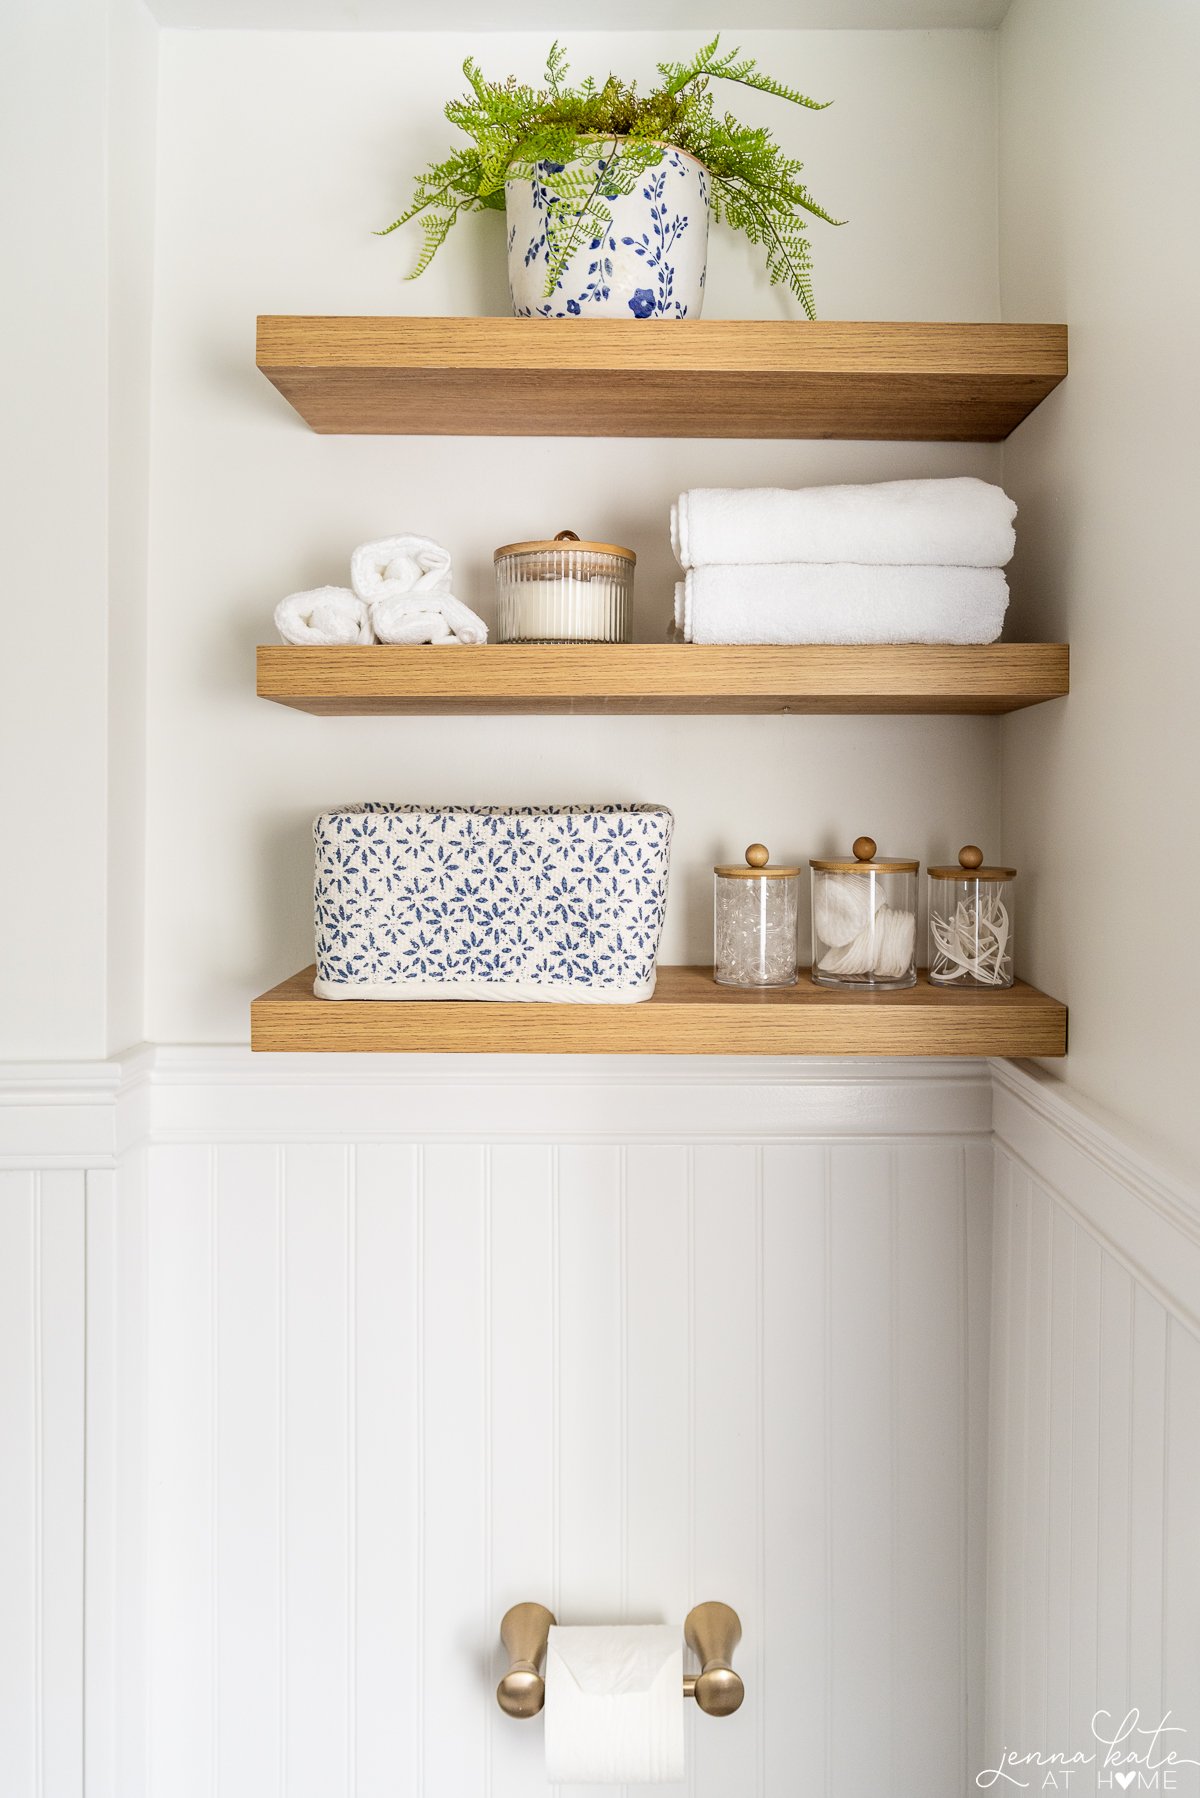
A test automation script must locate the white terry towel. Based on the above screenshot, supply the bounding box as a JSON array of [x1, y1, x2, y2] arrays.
[[351, 533, 488, 646], [350, 533, 454, 603], [671, 478, 1017, 570], [370, 590, 489, 646], [275, 586, 374, 646], [674, 563, 1009, 645]]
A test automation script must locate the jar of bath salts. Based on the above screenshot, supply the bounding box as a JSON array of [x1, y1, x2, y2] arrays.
[[714, 844, 799, 988], [810, 836, 918, 990], [495, 529, 634, 643], [928, 846, 1016, 987]]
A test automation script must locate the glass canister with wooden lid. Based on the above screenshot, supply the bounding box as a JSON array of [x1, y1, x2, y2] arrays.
[[494, 528, 635, 643], [810, 835, 918, 989], [928, 845, 1016, 987], [714, 844, 800, 988]]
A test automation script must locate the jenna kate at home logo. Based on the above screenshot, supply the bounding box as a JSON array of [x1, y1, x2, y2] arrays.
[[977, 1710, 1199, 1790]]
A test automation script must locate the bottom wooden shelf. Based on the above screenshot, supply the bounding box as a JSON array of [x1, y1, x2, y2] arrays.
[[251, 966, 1067, 1058]]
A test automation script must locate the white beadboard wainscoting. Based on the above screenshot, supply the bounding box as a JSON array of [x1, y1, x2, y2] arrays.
[[986, 1063, 1200, 1796], [2, 1050, 1197, 1798]]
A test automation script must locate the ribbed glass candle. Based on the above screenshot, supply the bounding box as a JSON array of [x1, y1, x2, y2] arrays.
[[495, 533, 634, 644]]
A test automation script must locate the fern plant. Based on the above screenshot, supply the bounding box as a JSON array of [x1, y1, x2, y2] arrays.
[[379, 38, 844, 319]]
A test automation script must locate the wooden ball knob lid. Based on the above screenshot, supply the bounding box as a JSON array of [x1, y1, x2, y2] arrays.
[[958, 845, 984, 870], [852, 836, 877, 863], [745, 843, 770, 868]]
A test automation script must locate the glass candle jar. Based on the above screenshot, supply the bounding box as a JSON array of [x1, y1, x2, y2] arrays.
[[928, 845, 1016, 987], [810, 836, 918, 990], [714, 844, 799, 988], [495, 529, 634, 643]]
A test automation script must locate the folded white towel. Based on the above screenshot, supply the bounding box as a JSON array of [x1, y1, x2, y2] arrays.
[[274, 586, 374, 646], [674, 564, 1009, 645], [350, 533, 454, 604], [671, 478, 1016, 570], [370, 591, 489, 646]]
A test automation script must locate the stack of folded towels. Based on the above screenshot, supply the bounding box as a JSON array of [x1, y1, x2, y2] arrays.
[[671, 477, 1017, 645]]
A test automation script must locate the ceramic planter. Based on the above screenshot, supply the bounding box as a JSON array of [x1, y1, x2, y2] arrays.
[[506, 145, 710, 319]]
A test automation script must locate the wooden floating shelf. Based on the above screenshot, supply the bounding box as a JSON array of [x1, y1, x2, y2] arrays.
[[257, 642, 1069, 717], [256, 317, 1067, 441], [251, 966, 1067, 1058]]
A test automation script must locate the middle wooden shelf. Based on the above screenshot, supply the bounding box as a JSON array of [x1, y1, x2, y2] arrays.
[[257, 641, 1069, 717]]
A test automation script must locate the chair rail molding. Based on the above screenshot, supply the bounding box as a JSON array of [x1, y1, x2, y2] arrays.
[[0, 1045, 994, 1154], [991, 1058, 1200, 1335]]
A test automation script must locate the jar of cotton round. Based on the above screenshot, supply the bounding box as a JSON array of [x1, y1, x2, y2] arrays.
[[810, 836, 918, 990], [928, 845, 1015, 988]]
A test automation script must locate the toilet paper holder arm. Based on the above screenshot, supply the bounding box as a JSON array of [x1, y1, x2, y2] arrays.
[[496, 1600, 744, 1719]]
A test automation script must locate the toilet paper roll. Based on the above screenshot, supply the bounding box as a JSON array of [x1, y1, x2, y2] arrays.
[[544, 1623, 685, 1784]]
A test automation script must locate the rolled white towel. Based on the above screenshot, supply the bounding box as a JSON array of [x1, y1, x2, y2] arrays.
[[351, 534, 454, 603], [371, 591, 489, 646], [671, 478, 1016, 570], [674, 564, 1009, 646], [275, 586, 374, 646]]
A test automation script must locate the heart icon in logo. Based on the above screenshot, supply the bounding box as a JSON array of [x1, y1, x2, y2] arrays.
[[1114, 1774, 1136, 1790]]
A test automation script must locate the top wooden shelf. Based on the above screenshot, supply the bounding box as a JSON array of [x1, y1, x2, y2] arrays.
[[255, 317, 1067, 441]]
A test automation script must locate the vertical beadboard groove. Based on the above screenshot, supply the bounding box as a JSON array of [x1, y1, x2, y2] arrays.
[[1092, 1249, 1104, 1728], [822, 1145, 833, 1798], [275, 1145, 287, 1798], [33, 1173, 44, 1798], [685, 1147, 696, 1798], [888, 1148, 899, 1797], [1124, 1277, 1135, 1717], [415, 1144, 426, 1798], [482, 1147, 492, 1798], [958, 1147, 969, 1798], [1158, 1319, 1170, 1713], [208, 1148, 219, 1798], [549, 1143, 562, 1798], [1019, 1176, 1033, 1747], [551, 1145, 562, 1628], [1064, 1223, 1077, 1749], [685, 1145, 696, 1613], [618, 1147, 627, 1798], [619, 1146, 628, 1623], [754, 1146, 765, 1798], [346, 1145, 357, 1798], [1041, 1190, 1054, 1758]]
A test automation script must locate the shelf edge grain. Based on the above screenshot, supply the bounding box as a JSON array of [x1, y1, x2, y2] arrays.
[[255, 317, 1067, 440], [250, 966, 1068, 1058], [256, 642, 1069, 717]]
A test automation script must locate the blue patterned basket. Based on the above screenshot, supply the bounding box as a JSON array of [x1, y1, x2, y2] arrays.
[[313, 804, 674, 1004]]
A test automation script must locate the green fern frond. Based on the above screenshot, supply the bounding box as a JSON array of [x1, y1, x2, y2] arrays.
[[378, 35, 844, 313], [545, 39, 569, 94]]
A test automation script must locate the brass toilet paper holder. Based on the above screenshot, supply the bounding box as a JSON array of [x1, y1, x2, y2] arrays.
[[496, 1600, 744, 1720]]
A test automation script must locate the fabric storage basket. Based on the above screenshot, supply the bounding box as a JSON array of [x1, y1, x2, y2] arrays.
[[314, 804, 674, 1004]]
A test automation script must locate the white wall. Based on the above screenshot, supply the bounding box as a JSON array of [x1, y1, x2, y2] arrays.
[[107, 0, 159, 1057], [998, 0, 1200, 1184], [145, 28, 1005, 1042], [1, 1, 112, 1058], [0, 0, 157, 1061]]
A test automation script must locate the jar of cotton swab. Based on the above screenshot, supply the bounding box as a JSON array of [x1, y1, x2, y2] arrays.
[[928, 845, 1015, 988], [810, 836, 918, 991]]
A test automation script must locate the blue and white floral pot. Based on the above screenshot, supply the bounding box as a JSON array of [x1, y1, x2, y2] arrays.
[[506, 144, 710, 320]]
